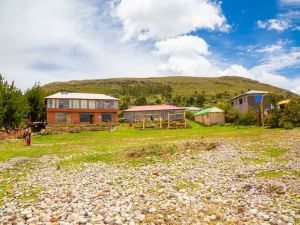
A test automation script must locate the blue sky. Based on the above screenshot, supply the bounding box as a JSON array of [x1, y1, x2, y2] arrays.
[[0, 0, 299, 93]]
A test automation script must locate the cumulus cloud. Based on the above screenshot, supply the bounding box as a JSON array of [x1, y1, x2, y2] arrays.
[[220, 48, 300, 93], [0, 0, 159, 89], [153, 36, 213, 75], [257, 19, 290, 31], [112, 0, 229, 41]]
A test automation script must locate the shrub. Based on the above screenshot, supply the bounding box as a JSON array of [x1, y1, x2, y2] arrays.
[[282, 121, 294, 130], [185, 111, 195, 121], [239, 109, 258, 126]]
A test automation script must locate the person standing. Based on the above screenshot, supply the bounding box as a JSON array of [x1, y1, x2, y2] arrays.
[[24, 126, 31, 145]]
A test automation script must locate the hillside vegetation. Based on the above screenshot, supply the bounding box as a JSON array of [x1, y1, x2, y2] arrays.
[[42, 76, 293, 107]]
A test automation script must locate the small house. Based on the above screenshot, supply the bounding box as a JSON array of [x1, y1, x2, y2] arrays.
[[228, 90, 272, 114], [194, 107, 225, 126], [45, 92, 119, 124], [123, 104, 185, 122]]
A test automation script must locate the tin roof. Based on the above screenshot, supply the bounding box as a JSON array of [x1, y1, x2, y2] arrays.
[[185, 106, 201, 111], [228, 90, 268, 101], [277, 99, 291, 105], [45, 92, 119, 100], [194, 107, 224, 116], [124, 104, 185, 112]]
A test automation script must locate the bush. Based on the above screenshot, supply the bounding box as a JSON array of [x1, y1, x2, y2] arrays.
[[185, 111, 195, 121], [239, 109, 258, 126], [283, 122, 294, 130]]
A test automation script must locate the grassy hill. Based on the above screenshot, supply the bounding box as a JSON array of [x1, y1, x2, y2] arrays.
[[43, 76, 290, 97]]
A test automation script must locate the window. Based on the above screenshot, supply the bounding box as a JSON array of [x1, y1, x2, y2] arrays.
[[58, 99, 64, 108], [102, 113, 112, 122], [81, 100, 87, 109], [231, 101, 234, 106], [80, 113, 93, 123], [64, 100, 70, 108], [48, 99, 55, 108], [89, 100, 95, 109], [104, 100, 111, 109], [73, 100, 79, 109], [57, 99, 70, 108], [96, 100, 103, 109], [111, 101, 118, 109], [239, 98, 243, 104], [55, 113, 69, 123]]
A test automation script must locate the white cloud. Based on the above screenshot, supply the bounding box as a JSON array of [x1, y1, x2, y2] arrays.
[[220, 48, 300, 93], [256, 44, 283, 53], [0, 0, 160, 89], [218, 64, 253, 78], [153, 36, 209, 57], [279, 0, 300, 6], [153, 36, 213, 75], [257, 19, 290, 31], [112, 0, 229, 41]]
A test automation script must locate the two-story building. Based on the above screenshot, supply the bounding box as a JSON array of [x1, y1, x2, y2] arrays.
[[45, 92, 119, 124], [228, 90, 272, 114]]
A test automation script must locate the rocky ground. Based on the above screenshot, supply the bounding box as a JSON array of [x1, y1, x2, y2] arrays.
[[0, 135, 299, 225]]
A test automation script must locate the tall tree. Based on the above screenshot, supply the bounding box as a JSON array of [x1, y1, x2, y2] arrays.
[[25, 83, 47, 121], [0, 74, 29, 129], [134, 96, 147, 106]]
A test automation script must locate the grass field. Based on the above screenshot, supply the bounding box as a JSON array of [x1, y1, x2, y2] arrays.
[[0, 122, 283, 163]]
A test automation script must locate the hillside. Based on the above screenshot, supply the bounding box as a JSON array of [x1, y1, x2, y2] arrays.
[[42, 76, 293, 106]]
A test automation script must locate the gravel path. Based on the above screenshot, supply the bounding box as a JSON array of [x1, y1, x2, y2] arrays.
[[0, 138, 299, 225]]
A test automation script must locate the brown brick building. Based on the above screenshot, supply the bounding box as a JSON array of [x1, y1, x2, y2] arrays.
[[45, 92, 119, 125]]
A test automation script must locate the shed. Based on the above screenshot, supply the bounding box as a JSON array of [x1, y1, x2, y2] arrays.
[[194, 107, 225, 126]]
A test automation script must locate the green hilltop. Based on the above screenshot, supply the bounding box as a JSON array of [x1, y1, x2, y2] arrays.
[[42, 76, 293, 105]]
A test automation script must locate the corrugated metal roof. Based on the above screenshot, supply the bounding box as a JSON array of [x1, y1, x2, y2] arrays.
[[228, 90, 268, 101], [185, 106, 201, 111], [194, 107, 224, 116], [277, 99, 291, 105], [124, 104, 185, 112], [45, 92, 119, 100]]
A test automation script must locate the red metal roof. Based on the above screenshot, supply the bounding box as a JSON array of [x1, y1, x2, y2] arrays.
[[124, 104, 185, 112]]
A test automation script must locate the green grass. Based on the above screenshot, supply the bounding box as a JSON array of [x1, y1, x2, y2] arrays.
[[242, 157, 267, 164], [264, 148, 288, 157], [42, 76, 288, 98], [0, 122, 274, 162], [257, 169, 300, 179]]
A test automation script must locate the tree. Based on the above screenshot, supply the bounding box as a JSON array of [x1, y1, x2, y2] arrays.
[[25, 83, 47, 122], [0, 74, 29, 129], [280, 97, 300, 127], [134, 96, 147, 106], [195, 94, 205, 107], [120, 96, 131, 110]]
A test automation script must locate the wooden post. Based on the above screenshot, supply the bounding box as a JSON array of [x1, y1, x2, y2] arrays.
[[184, 111, 186, 127], [167, 112, 170, 129], [260, 94, 266, 127], [160, 116, 162, 129], [142, 116, 145, 130]]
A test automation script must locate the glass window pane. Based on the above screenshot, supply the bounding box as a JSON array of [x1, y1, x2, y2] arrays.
[[55, 113, 67, 123], [81, 100, 87, 109], [96, 100, 103, 109], [111, 101, 118, 109], [73, 100, 79, 109], [104, 101, 110, 109], [89, 100, 95, 109], [58, 100, 64, 108], [80, 113, 93, 122], [64, 99, 70, 108], [48, 99, 55, 108]]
